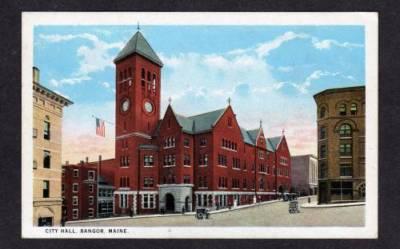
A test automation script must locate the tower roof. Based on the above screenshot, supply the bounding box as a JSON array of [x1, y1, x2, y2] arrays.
[[114, 31, 163, 66]]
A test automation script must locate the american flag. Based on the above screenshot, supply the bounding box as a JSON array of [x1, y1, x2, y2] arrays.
[[96, 118, 105, 137]]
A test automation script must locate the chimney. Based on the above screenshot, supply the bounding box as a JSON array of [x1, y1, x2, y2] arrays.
[[86, 157, 89, 164], [65, 160, 69, 166], [33, 67, 40, 84]]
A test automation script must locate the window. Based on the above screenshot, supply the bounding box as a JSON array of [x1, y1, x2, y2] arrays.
[[319, 162, 327, 178], [152, 74, 156, 92], [340, 164, 353, 177], [232, 158, 240, 169], [120, 176, 130, 187], [89, 184, 94, 193], [320, 126, 327, 140], [164, 136, 176, 148], [183, 175, 191, 184], [33, 160, 37, 170], [142, 194, 156, 209], [331, 181, 353, 201], [339, 124, 352, 137], [73, 183, 79, 193], [340, 143, 352, 156], [319, 106, 326, 118], [222, 138, 237, 151], [339, 103, 346, 116], [89, 196, 94, 205], [88, 170, 95, 181], [218, 154, 227, 166], [72, 209, 79, 219], [120, 155, 130, 167], [144, 177, 154, 188], [43, 121, 50, 140], [243, 179, 247, 189], [258, 150, 264, 159], [183, 138, 190, 147], [88, 208, 94, 218], [199, 154, 208, 166], [200, 137, 207, 147], [144, 155, 154, 166], [73, 169, 79, 177], [228, 117, 232, 127], [43, 180, 49, 198], [33, 128, 38, 138], [259, 178, 265, 190], [43, 150, 51, 168], [184, 154, 191, 166], [163, 154, 176, 166], [320, 144, 327, 159], [350, 103, 357, 115], [218, 177, 228, 188], [119, 194, 128, 208]]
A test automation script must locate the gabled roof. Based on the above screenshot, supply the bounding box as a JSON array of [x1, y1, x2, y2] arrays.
[[240, 127, 254, 145], [114, 31, 163, 66], [247, 128, 260, 144], [267, 136, 283, 151], [166, 107, 226, 135]]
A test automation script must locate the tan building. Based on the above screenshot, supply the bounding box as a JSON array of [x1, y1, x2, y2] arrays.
[[32, 67, 72, 226], [314, 86, 365, 204]]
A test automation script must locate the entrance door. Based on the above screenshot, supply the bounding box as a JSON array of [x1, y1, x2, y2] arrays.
[[38, 217, 53, 226], [165, 193, 175, 212], [185, 196, 189, 212], [319, 182, 328, 204]]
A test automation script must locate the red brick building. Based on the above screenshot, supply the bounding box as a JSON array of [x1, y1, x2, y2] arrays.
[[62, 157, 115, 221], [64, 30, 291, 217]]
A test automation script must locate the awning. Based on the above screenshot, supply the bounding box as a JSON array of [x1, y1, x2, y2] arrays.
[[37, 207, 54, 218]]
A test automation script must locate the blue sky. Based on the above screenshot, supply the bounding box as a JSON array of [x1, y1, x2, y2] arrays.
[[34, 25, 365, 163]]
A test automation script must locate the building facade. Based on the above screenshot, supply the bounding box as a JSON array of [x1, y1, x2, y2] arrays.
[[32, 67, 72, 226], [314, 86, 365, 204], [291, 154, 318, 195], [64, 30, 292, 217], [62, 157, 115, 221]]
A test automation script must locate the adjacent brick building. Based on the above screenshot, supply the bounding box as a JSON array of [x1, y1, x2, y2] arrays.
[[62, 157, 115, 221], [314, 86, 365, 204], [64, 30, 292, 217], [291, 154, 318, 196], [33, 67, 72, 226]]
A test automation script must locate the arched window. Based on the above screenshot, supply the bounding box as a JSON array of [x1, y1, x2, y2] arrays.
[[351, 103, 357, 115], [319, 126, 327, 140], [319, 106, 326, 118], [339, 103, 346, 116], [339, 124, 352, 137]]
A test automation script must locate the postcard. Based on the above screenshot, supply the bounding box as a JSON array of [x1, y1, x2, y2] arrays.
[[22, 12, 378, 238]]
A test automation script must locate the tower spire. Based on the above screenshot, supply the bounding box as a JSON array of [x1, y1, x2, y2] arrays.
[[137, 21, 140, 31], [227, 97, 231, 106]]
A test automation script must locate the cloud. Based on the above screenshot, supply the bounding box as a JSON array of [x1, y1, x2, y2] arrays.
[[40, 33, 124, 76], [255, 31, 308, 58], [49, 75, 91, 87], [311, 37, 363, 50], [291, 70, 339, 94], [277, 66, 293, 72], [102, 81, 111, 88]]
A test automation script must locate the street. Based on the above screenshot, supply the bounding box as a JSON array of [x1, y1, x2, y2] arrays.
[[68, 197, 364, 227]]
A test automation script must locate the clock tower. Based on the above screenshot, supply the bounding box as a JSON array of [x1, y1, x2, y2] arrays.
[[112, 30, 163, 204], [114, 31, 163, 138]]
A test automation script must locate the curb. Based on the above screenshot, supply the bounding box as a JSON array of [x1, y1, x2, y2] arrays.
[[301, 202, 365, 208]]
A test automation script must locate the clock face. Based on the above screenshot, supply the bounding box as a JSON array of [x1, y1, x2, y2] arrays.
[[144, 101, 153, 113], [121, 99, 130, 112]]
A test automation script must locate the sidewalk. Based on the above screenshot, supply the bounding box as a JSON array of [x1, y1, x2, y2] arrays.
[[301, 201, 365, 208], [66, 198, 284, 226]]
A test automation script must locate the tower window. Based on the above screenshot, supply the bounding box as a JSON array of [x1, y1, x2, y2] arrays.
[[339, 124, 352, 137], [339, 103, 347, 116], [128, 67, 132, 77], [351, 103, 357, 115], [320, 126, 327, 140], [319, 106, 326, 118], [320, 144, 327, 159], [339, 143, 352, 156], [147, 71, 151, 81]]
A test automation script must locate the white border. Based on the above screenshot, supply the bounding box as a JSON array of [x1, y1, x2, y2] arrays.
[[21, 12, 378, 238]]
